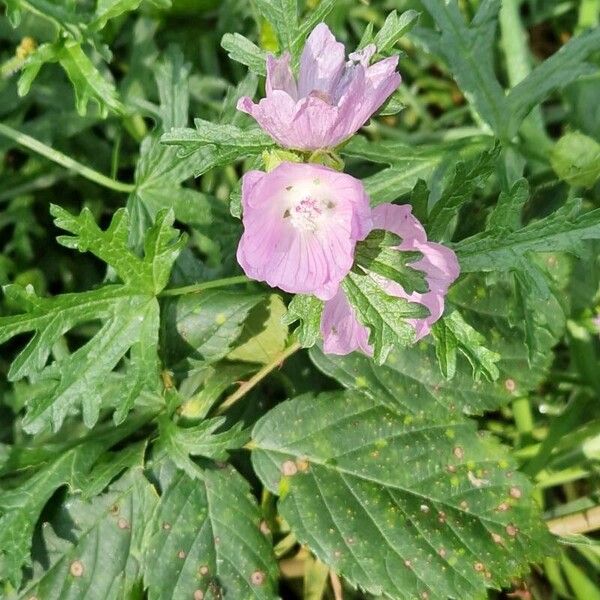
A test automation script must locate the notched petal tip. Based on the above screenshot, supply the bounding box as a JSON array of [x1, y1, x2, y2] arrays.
[[236, 96, 255, 114]]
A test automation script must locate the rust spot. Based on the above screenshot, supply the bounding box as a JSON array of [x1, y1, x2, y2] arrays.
[[453, 446, 464, 459], [506, 524, 518, 537], [194, 591, 204, 600], [509, 486, 522, 499], [404, 559, 412, 569], [296, 458, 310, 472], [438, 511, 446, 524], [438, 548, 447, 558], [259, 520, 271, 535], [117, 517, 130, 530], [460, 501, 469, 510], [474, 562, 485, 572], [491, 532, 504, 545], [178, 550, 187, 559], [447, 465, 457, 473], [251, 570, 266, 586], [497, 502, 510, 512], [163, 522, 172, 530], [281, 460, 298, 476], [110, 504, 119, 515], [504, 378, 516, 392], [199, 565, 209, 576], [70, 560, 84, 577]]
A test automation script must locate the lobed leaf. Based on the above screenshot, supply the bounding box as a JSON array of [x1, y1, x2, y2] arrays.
[[342, 270, 428, 365]]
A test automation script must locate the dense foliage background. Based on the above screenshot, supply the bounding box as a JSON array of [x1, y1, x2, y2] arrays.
[[1, 0, 600, 598]]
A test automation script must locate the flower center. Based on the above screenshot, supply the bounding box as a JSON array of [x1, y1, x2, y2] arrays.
[[288, 196, 326, 231]]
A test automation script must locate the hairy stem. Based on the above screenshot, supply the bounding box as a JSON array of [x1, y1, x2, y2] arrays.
[[159, 275, 251, 297], [216, 341, 302, 415], [0, 122, 136, 193]]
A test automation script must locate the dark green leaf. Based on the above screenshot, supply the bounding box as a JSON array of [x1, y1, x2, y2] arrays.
[[221, 33, 267, 76], [252, 392, 555, 600], [355, 229, 428, 294], [282, 294, 324, 348], [144, 467, 278, 599], [342, 270, 428, 365]]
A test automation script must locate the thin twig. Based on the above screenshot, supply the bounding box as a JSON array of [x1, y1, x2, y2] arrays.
[[159, 275, 251, 297], [547, 506, 600, 536], [216, 341, 302, 415]]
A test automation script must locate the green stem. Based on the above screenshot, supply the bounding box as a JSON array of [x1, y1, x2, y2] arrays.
[[216, 341, 302, 415], [159, 275, 251, 297], [0, 122, 135, 193], [513, 396, 534, 437]]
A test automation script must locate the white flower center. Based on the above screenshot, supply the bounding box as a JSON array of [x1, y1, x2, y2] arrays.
[[283, 180, 335, 232]]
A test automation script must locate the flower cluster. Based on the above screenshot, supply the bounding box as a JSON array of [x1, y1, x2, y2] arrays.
[[236, 24, 460, 357]]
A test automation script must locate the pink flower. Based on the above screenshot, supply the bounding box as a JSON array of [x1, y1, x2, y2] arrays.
[[236, 162, 371, 300], [321, 203, 460, 356], [237, 23, 401, 151]]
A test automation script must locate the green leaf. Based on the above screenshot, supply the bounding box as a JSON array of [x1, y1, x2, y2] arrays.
[[90, 0, 143, 30], [15, 468, 157, 599], [19, 41, 124, 117], [221, 33, 268, 76], [309, 339, 510, 420], [418, 0, 507, 135], [255, 0, 297, 53], [52, 205, 186, 294], [432, 309, 501, 382], [80, 441, 147, 499], [427, 146, 498, 240], [550, 131, 600, 188], [342, 270, 428, 365], [0, 208, 184, 431], [506, 29, 600, 138], [311, 271, 561, 415], [449, 272, 565, 389], [2, 0, 83, 35], [228, 294, 289, 364], [373, 9, 419, 55], [164, 119, 275, 154], [252, 392, 555, 600], [158, 415, 248, 478], [144, 467, 279, 599], [58, 41, 124, 117], [343, 136, 491, 205], [160, 290, 264, 366], [354, 229, 428, 294], [282, 294, 324, 348], [455, 200, 600, 274], [0, 425, 141, 588], [292, 0, 339, 56]]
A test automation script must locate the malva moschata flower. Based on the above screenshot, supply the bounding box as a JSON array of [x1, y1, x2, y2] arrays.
[[236, 161, 371, 300], [237, 23, 401, 151]]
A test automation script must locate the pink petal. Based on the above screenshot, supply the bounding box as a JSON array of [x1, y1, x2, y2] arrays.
[[298, 23, 346, 98], [370, 203, 460, 340], [321, 288, 372, 355], [266, 52, 297, 99], [237, 163, 371, 300], [237, 91, 302, 149], [291, 95, 341, 150]]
